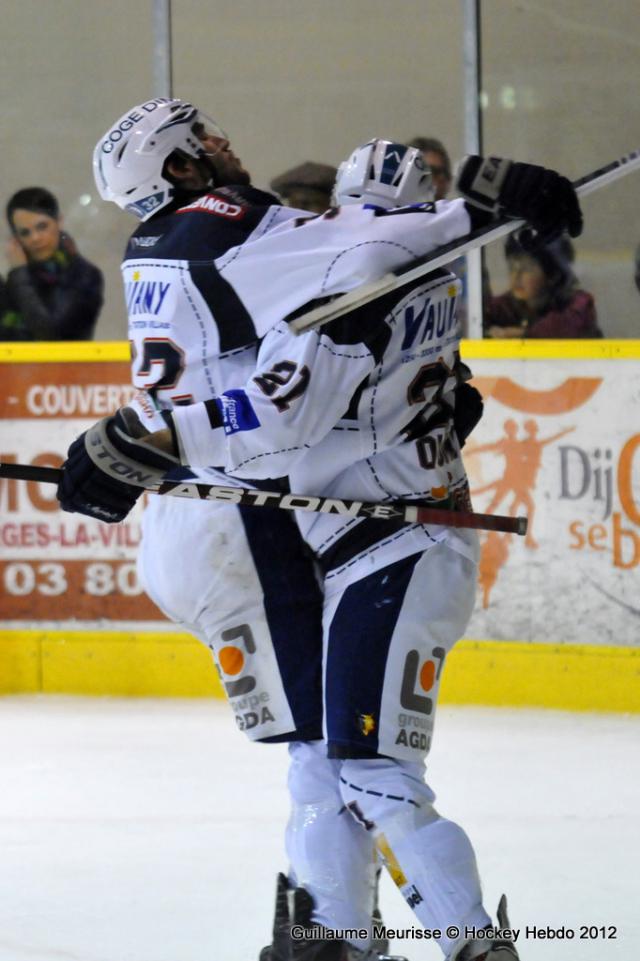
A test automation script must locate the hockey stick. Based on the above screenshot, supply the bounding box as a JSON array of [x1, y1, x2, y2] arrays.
[[288, 148, 640, 334], [0, 461, 527, 535]]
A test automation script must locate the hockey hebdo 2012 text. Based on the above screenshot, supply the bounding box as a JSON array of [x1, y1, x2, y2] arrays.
[[289, 923, 618, 942]]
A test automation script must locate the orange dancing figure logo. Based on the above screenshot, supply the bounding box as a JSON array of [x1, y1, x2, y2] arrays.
[[468, 419, 573, 550], [463, 375, 602, 607], [468, 417, 573, 607]]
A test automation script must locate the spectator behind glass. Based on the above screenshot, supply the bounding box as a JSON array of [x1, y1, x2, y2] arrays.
[[269, 161, 337, 213], [1, 187, 104, 341], [485, 234, 602, 339], [407, 136, 452, 200]]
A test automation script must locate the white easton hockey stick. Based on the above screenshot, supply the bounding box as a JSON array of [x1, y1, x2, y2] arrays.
[[0, 461, 527, 535], [288, 148, 640, 334]]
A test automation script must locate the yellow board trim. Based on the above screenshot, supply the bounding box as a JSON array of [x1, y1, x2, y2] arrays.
[[460, 339, 640, 361], [3, 339, 640, 365], [1, 631, 638, 711], [441, 639, 640, 713], [0, 629, 225, 699], [0, 342, 131, 363]]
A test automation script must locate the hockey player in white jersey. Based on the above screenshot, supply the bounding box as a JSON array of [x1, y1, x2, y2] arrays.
[[57, 101, 582, 961]]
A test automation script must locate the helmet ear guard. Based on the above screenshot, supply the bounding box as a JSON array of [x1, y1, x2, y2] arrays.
[[92, 98, 226, 221], [334, 139, 435, 209]]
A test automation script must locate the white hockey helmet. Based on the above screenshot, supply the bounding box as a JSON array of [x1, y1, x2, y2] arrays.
[[92, 98, 227, 221], [334, 139, 434, 209]]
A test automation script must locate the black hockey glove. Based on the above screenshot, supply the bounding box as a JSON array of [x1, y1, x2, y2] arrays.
[[456, 155, 583, 244], [453, 382, 484, 448], [57, 407, 179, 523]]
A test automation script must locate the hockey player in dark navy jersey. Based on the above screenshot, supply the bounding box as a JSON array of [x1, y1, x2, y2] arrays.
[[63, 99, 401, 961], [58, 99, 582, 961]]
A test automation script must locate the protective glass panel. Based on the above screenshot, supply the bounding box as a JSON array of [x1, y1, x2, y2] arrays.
[[0, 0, 155, 340], [480, 1, 640, 338], [171, 0, 464, 206]]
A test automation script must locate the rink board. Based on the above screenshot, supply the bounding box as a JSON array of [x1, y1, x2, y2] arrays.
[[1, 341, 639, 712]]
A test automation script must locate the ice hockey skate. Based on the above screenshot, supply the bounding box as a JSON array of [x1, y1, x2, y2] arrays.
[[448, 896, 520, 960], [370, 906, 389, 955], [259, 873, 291, 961], [258, 873, 408, 961]]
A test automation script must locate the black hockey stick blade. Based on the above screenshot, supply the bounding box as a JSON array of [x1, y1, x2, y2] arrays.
[[0, 461, 527, 535], [288, 147, 640, 334]]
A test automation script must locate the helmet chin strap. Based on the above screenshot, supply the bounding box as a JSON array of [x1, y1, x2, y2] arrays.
[[168, 165, 217, 206]]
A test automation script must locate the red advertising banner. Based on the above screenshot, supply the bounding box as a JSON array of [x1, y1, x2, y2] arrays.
[[1, 359, 165, 623]]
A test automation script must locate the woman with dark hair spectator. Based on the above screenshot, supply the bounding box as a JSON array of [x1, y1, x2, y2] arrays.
[[485, 234, 602, 338], [1, 186, 103, 341]]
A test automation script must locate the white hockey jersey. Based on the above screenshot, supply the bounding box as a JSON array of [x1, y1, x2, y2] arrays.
[[170, 199, 480, 575]]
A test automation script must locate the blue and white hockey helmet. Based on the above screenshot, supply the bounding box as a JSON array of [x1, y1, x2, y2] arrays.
[[334, 139, 434, 209], [92, 98, 227, 221]]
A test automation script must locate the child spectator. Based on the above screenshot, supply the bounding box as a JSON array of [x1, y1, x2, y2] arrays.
[[2, 187, 103, 341], [485, 234, 602, 338]]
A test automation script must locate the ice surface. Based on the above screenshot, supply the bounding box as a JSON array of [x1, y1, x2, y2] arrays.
[[0, 697, 638, 961]]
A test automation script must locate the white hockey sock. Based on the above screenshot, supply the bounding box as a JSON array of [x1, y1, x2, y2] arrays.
[[285, 741, 377, 948], [339, 757, 491, 958]]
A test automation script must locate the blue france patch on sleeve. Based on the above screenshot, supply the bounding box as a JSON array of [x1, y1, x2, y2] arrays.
[[219, 390, 261, 434]]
